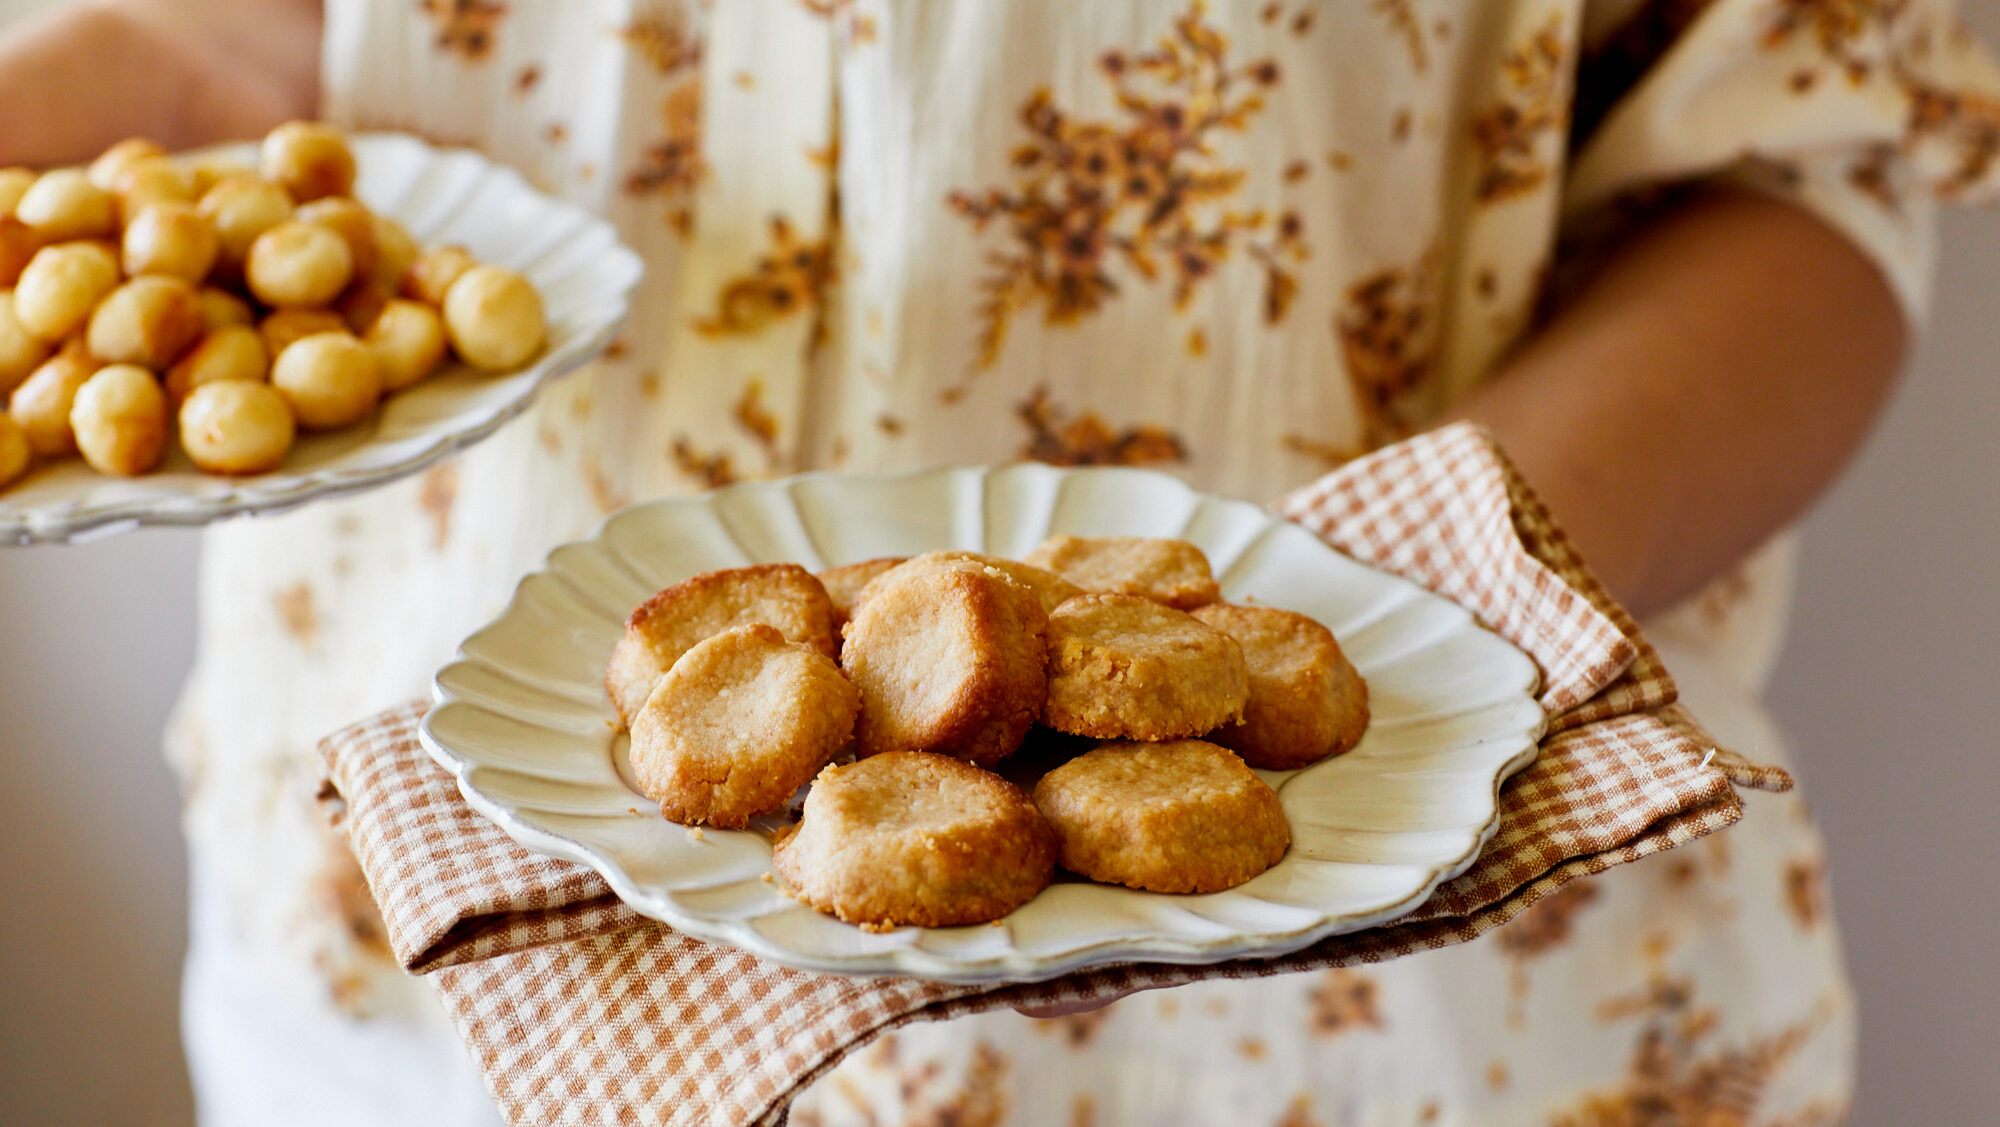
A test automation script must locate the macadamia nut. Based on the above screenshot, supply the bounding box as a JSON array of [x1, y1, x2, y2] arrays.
[[70, 362, 168, 476], [0, 290, 54, 394], [15, 169, 116, 242], [246, 220, 353, 308], [13, 241, 120, 341], [87, 138, 167, 191], [122, 202, 219, 281], [442, 264, 546, 371], [365, 298, 448, 391], [179, 379, 295, 474], [261, 122, 357, 203], [8, 342, 93, 457], [270, 330, 381, 429], [86, 275, 204, 369]]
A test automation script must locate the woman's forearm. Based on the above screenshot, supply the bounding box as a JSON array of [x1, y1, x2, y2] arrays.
[[1448, 187, 1908, 618], [0, 0, 321, 167]]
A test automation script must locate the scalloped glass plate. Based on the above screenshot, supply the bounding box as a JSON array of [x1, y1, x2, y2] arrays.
[[421, 464, 1544, 984], [1, 133, 642, 545]]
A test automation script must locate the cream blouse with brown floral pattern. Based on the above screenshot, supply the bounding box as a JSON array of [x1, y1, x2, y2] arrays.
[[170, 1, 1998, 1123]]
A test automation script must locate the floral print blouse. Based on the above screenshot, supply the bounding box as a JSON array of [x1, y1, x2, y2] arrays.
[[169, 1, 1999, 1124]]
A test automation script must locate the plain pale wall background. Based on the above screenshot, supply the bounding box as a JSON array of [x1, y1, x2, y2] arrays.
[[0, 2, 1995, 1124]]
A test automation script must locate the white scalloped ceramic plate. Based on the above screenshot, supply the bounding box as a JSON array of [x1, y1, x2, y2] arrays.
[[0, 133, 642, 545], [422, 464, 1544, 984]]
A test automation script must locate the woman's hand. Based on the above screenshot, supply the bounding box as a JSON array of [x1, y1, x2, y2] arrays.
[[0, 0, 321, 168]]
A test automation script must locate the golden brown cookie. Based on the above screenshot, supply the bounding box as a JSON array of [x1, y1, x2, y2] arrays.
[[629, 624, 859, 828], [773, 751, 1058, 929], [1042, 594, 1248, 741], [816, 556, 907, 634], [840, 562, 1048, 766], [1023, 535, 1222, 610], [870, 550, 1084, 615], [1190, 603, 1370, 769], [605, 563, 836, 727], [1032, 739, 1289, 893]]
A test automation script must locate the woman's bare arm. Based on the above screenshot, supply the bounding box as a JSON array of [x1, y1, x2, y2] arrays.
[[1447, 187, 1908, 619], [0, 0, 321, 167], [1020, 191, 1905, 1019]]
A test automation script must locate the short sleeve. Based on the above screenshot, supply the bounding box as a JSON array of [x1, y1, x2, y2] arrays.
[[1565, 0, 2000, 326]]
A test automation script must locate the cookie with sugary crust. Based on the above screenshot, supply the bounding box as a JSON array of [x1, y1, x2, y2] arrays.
[[773, 751, 1058, 929], [1042, 594, 1248, 741], [841, 561, 1049, 766], [1032, 739, 1289, 893], [629, 624, 858, 828], [865, 550, 1083, 615], [1190, 603, 1370, 769], [1023, 535, 1221, 610], [816, 556, 907, 634], [605, 563, 836, 728]]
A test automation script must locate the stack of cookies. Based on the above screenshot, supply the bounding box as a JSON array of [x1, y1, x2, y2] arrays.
[[605, 536, 1370, 932]]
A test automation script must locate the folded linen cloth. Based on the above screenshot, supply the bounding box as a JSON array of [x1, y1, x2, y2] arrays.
[[317, 422, 1790, 1127]]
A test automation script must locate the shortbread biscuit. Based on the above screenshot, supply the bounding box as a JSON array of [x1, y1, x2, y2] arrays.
[[773, 751, 1058, 929], [841, 563, 1048, 766], [1032, 739, 1289, 893], [605, 563, 836, 727], [872, 550, 1084, 615], [1042, 594, 1248, 740], [816, 556, 907, 633], [1190, 603, 1370, 769], [629, 624, 858, 828], [1023, 535, 1221, 610]]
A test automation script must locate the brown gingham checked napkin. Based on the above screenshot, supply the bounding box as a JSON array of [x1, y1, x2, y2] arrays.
[[317, 422, 1792, 1127]]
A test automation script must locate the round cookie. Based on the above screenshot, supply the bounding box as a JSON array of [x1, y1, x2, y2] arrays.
[[1023, 534, 1221, 610], [773, 751, 1058, 929], [1032, 739, 1289, 893], [629, 624, 859, 828], [1190, 603, 1370, 769], [605, 563, 837, 727], [816, 556, 907, 634], [1042, 594, 1248, 741], [867, 550, 1084, 615], [841, 562, 1048, 766]]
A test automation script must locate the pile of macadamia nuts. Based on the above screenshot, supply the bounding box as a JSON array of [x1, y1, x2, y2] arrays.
[[0, 121, 547, 491]]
